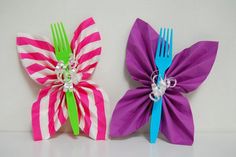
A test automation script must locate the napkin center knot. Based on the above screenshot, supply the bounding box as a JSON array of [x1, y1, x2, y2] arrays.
[[55, 56, 81, 92], [149, 71, 177, 102]]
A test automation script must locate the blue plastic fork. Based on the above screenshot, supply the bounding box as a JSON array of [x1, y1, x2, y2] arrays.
[[150, 28, 173, 143]]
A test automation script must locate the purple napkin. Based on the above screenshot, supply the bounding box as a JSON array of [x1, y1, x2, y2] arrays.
[[110, 18, 218, 145]]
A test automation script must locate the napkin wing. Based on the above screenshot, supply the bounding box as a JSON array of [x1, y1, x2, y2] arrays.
[[110, 87, 152, 137], [126, 18, 158, 86], [166, 41, 218, 93], [161, 90, 194, 145], [73, 80, 107, 140], [32, 85, 67, 141], [71, 17, 102, 80], [16, 33, 58, 86]]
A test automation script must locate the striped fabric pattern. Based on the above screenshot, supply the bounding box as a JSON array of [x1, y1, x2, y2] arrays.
[[16, 17, 107, 141]]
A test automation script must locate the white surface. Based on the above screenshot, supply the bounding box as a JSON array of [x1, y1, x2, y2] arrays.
[[0, 0, 236, 133], [0, 132, 235, 157]]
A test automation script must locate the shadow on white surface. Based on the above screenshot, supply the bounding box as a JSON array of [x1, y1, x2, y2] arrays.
[[0, 132, 235, 157]]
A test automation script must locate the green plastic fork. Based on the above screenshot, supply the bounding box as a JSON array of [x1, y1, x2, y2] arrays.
[[51, 23, 80, 136]]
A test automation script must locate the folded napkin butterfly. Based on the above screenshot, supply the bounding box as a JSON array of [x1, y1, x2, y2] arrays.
[[16, 17, 107, 141], [109, 18, 218, 145]]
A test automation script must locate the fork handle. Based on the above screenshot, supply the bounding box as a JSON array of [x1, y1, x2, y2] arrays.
[[150, 98, 163, 143], [66, 91, 80, 136], [150, 71, 165, 143]]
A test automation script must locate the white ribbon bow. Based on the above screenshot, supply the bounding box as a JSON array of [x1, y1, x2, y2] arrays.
[[149, 71, 177, 102], [55, 56, 81, 92]]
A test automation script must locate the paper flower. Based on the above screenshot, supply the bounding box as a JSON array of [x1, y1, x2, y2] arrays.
[[16, 17, 107, 141], [110, 18, 218, 145]]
